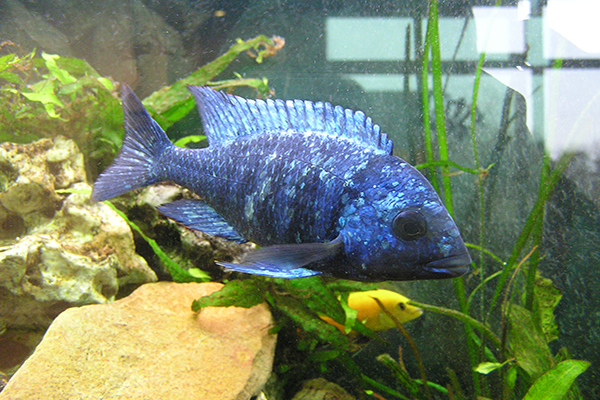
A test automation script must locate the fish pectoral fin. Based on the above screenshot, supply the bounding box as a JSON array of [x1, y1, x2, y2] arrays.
[[217, 238, 344, 279], [217, 261, 320, 279], [157, 200, 247, 243]]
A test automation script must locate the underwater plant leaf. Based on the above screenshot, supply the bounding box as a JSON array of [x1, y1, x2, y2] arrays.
[[207, 77, 272, 98], [192, 279, 266, 311], [522, 360, 590, 400], [173, 135, 207, 148], [339, 292, 358, 334], [57, 56, 101, 77], [0, 71, 19, 84], [280, 277, 346, 324], [307, 349, 340, 362], [474, 362, 505, 375], [142, 35, 282, 129], [41, 52, 76, 85], [508, 305, 554, 381], [21, 91, 64, 107], [269, 291, 349, 349], [97, 77, 114, 91], [377, 354, 421, 397], [0, 54, 15, 71], [104, 200, 210, 283], [532, 272, 562, 343], [277, 277, 377, 339]]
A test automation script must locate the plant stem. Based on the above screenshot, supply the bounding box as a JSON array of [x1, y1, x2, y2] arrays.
[[373, 297, 433, 400], [525, 155, 551, 311], [408, 300, 502, 350], [470, 48, 488, 395], [429, 0, 452, 214], [421, 20, 436, 190], [361, 374, 411, 400]]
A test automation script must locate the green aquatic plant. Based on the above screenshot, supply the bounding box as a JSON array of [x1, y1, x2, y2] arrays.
[[404, 1, 589, 400], [185, 6, 589, 399], [1, 35, 284, 290], [0, 46, 122, 175], [142, 35, 282, 130], [0, 35, 283, 177]]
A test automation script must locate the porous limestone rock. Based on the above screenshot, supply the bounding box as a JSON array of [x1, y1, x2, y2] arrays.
[[0, 137, 156, 330], [0, 282, 277, 400]]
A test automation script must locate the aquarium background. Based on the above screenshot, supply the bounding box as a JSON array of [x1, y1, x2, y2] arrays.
[[1, 0, 599, 398]]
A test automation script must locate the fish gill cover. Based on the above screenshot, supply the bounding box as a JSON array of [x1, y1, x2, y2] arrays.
[[92, 84, 471, 282]]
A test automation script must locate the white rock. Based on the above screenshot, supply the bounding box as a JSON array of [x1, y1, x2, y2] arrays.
[[0, 138, 156, 330]]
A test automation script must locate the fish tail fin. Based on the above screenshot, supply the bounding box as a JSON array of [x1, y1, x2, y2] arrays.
[[91, 85, 172, 202]]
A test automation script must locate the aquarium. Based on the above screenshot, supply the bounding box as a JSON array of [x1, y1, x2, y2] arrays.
[[0, 0, 598, 399]]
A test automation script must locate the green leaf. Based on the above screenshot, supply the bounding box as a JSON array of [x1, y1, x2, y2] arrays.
[[207, 77, 272, 98], [21, 91, 65, 107], [191, 279, 266, 310], [97, 77, 114, 91], [339, 292, 358, 334], [173, 135, 207, 148], [522, 360, 590, 400], [55, 55, 101, 77], [0, 54, 15, 72], [281, 277, 346, 323], [104, 200, 210, 283], [188, 268, 208, 279], [42, 52, 76, 85], [0, 71, 19, 84], [270, 291, 349, 349], [142, 35, 281, 129], [508, 305, 554, 381], [307, 349, 340, 362], [533, 273, 562, 343], [474, 362, 505, 375]]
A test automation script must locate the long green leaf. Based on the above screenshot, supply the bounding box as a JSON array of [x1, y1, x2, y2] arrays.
[[522, 360, 590, 400], [143, 35, 282, 129], [104, 200, 210, 282]]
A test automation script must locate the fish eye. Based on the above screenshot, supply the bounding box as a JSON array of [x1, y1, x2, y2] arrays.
[[392, 210, 427, 241], [397, 302, 406, 310]]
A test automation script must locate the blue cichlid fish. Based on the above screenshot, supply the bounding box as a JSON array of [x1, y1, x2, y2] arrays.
[[92, 85, 471, 281]]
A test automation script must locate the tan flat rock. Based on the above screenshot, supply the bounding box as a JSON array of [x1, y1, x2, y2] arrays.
[[0, 282, 276, 400]]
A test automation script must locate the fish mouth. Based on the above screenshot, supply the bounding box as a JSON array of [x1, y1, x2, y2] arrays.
[[422, 252, 472, 278]]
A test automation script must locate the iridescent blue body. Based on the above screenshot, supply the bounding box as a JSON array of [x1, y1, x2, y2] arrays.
[[92, 85, 471, 281]]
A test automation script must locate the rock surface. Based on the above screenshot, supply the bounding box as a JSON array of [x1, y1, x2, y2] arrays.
[[290, 378, 356, 400], [0, 282, 276, 400], [0, 137, 156, 330]]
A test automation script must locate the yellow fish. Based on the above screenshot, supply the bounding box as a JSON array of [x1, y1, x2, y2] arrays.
[[321, 289, 423, 333]]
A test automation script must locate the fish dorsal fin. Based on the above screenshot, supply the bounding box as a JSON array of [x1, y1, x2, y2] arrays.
[[187, 86, 393, 154]]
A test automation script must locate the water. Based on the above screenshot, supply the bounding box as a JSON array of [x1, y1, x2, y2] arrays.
[[1, 0, 599, 398]]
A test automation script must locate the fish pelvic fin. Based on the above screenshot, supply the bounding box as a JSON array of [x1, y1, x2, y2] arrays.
[[217, 261, 321, 279], [217, 238, 344, 279], [92, 85, 172, 202]]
